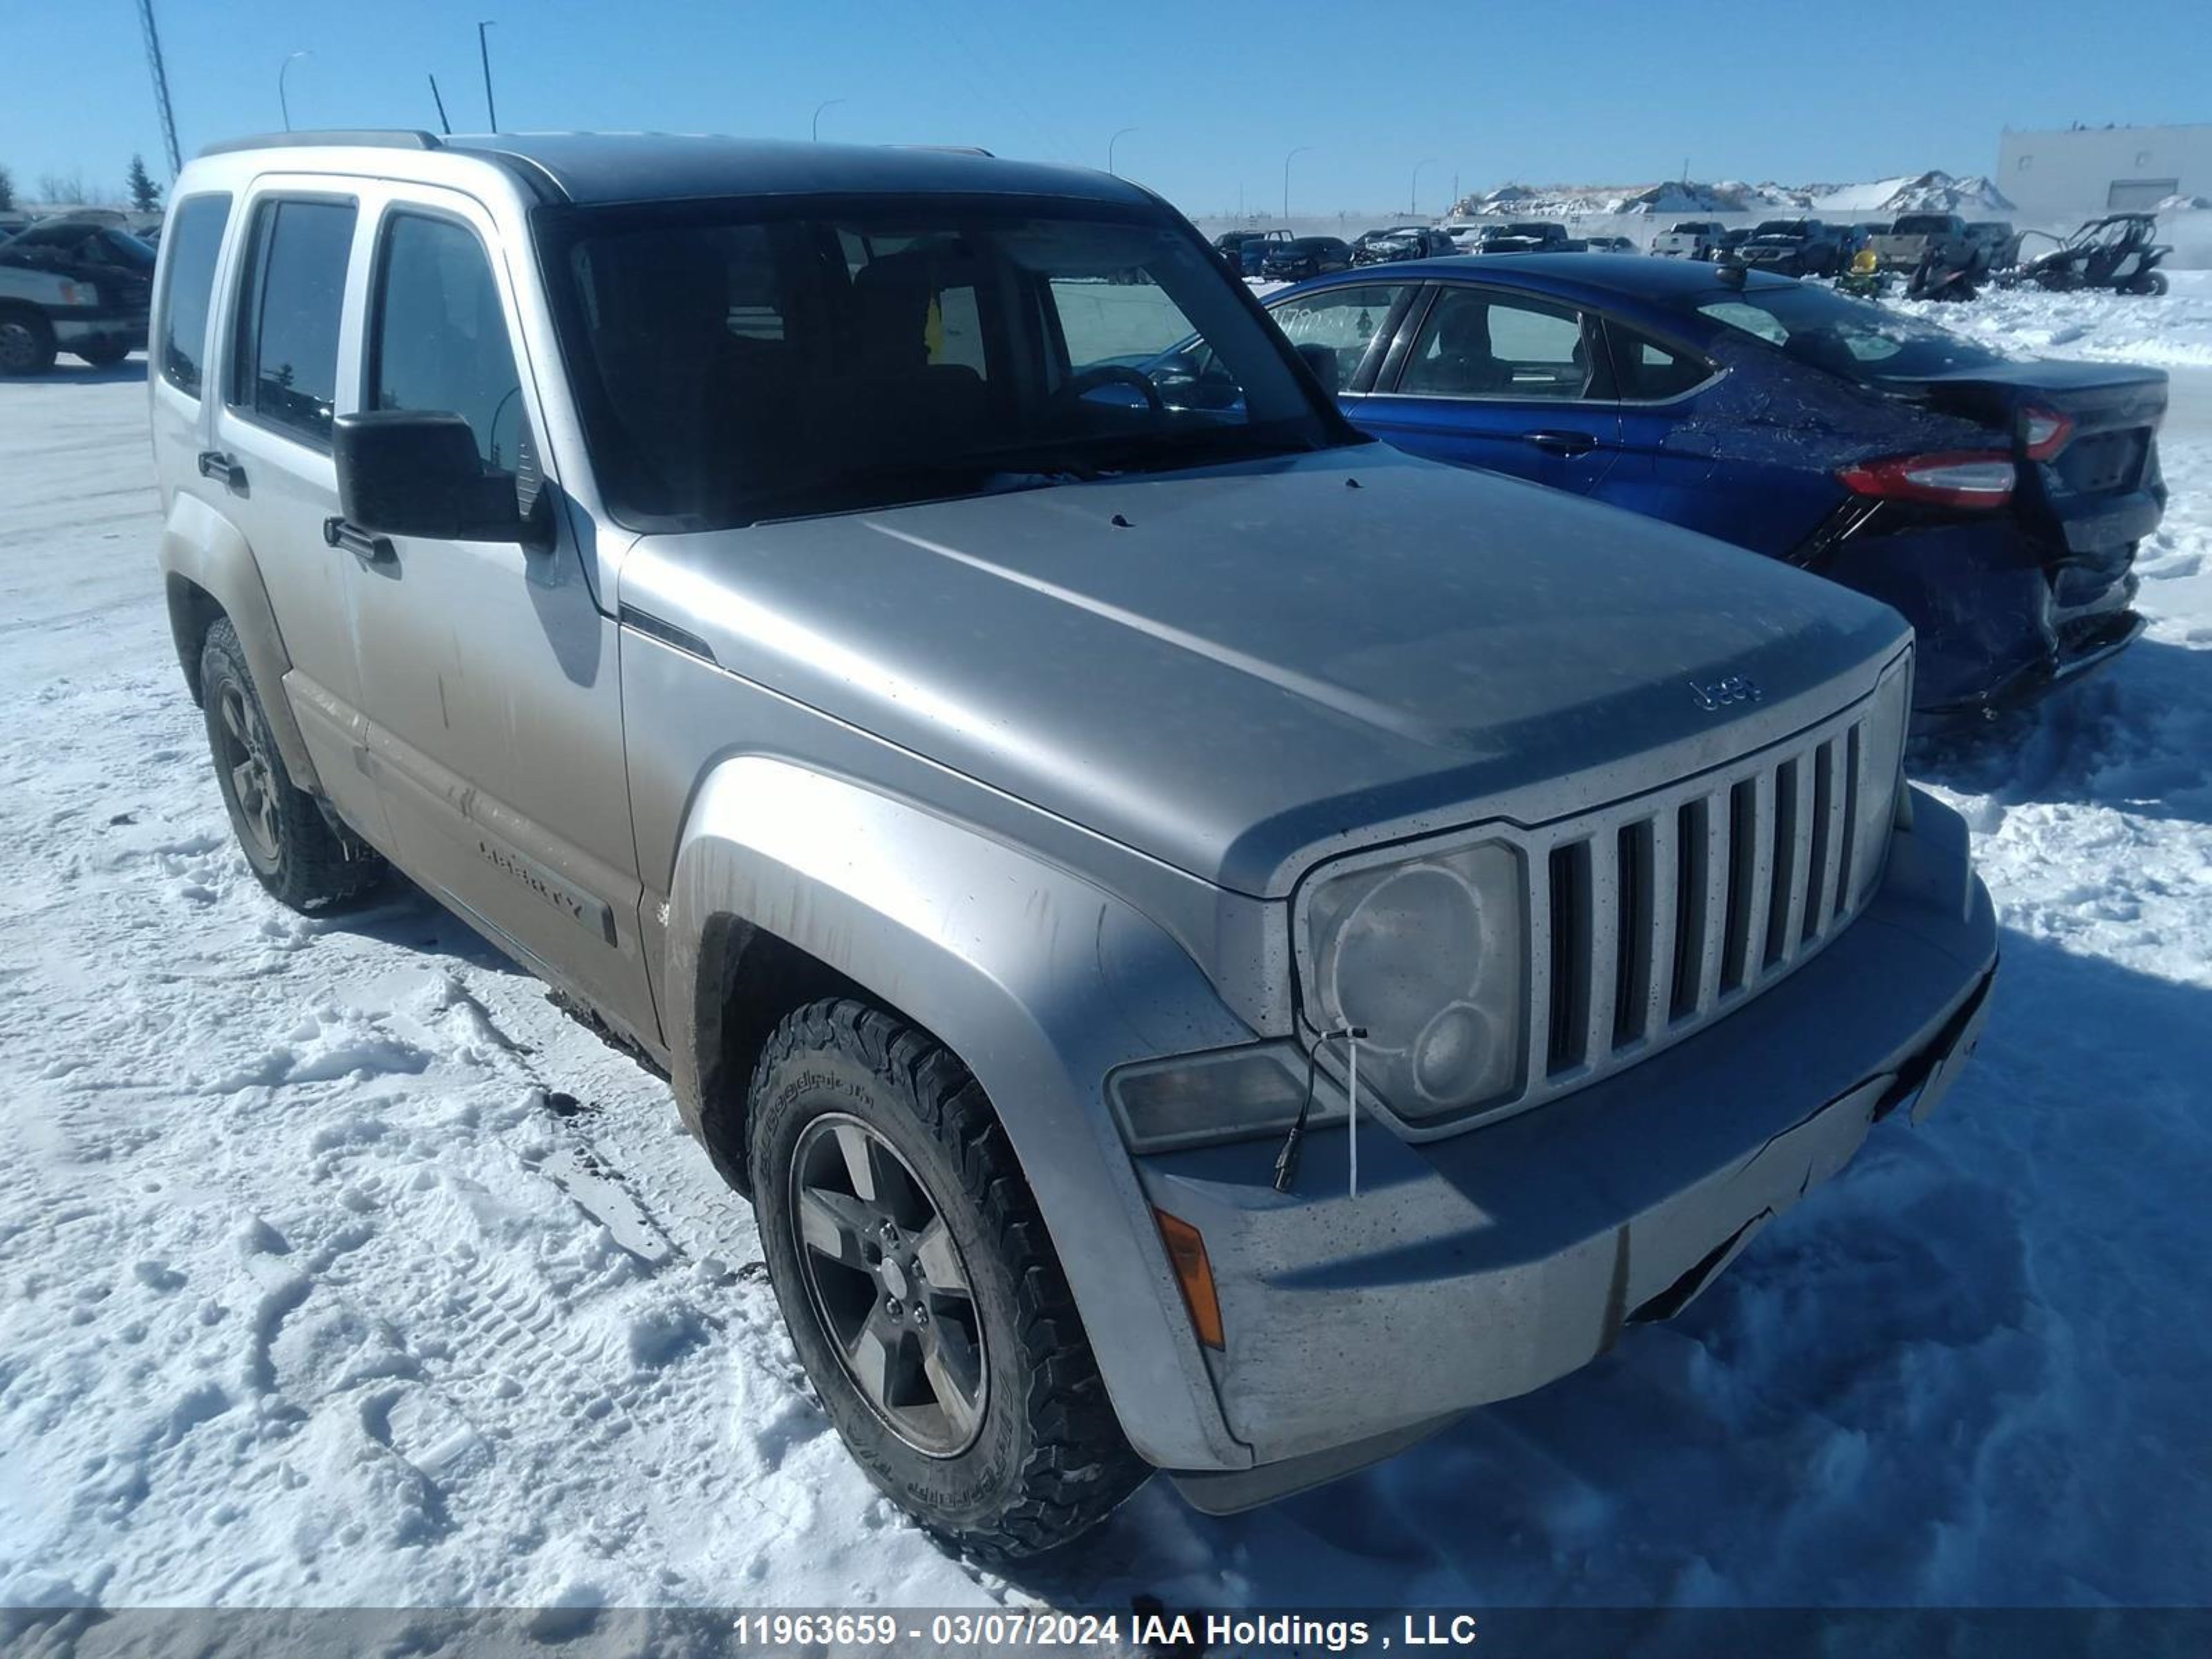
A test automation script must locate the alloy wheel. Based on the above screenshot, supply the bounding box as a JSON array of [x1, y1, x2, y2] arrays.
[[216, 680, 280, 863], [788, 1112, 988, 1457]]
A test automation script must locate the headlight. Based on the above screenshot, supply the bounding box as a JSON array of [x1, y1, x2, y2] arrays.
[[1302, 840, 1526, 1120], [1848, 648, 1913, 906]]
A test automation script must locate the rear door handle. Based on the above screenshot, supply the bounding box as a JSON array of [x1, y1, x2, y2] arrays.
[[322, 516, 394, 563], [196, 449, 247, 491], [1526, 430, 1599, 456]]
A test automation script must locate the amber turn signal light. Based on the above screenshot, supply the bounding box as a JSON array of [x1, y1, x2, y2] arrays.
[[1153, 1208, 1225, 1351]]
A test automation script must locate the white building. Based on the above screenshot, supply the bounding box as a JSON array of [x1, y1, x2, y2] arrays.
[[1997, 124, 2212, 225]]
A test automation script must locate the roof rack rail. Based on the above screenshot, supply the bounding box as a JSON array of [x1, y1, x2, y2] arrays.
[[197, 130, 444, 159]]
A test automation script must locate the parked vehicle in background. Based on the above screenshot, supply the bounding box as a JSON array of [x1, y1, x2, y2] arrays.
[[1867, 213, 1976, 275], [1258, 234, 1354, 279], [1261, 253, 2164, 729], [2003, 214, 2169, 295], [0, 217, 155, 372], [1965, 221, 2017, 268], [1351, 225, 1457, 264], [1441, 224, 1488, 251], [1583, 234, 1635, 254], [156, 129, 1996, 1562], [1733, 218, 1847, 276], [1710, 226, 1752, 258], [1650, 220, 1726, 259], [1212, 227, 1291, 276], [1476, 221, 1584, 254]]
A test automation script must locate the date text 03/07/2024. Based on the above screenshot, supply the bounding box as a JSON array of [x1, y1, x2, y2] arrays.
[[727, 1611, 1480, 1650]]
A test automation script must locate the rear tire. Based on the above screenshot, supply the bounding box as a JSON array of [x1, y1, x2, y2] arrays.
[[198, 617, 385, 911], [73, 339, 131, 367], [0, 310, 57, 377], [749, 998, 1149, 1560]]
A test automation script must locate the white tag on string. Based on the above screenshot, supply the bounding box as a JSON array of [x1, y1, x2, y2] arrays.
[[1346, 1029, 1360, 1199]]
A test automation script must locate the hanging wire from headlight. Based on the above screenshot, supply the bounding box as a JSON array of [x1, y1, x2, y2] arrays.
[[1272, 1024, 1366, 1196]]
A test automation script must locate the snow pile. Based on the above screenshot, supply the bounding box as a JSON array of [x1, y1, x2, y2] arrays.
[[1886, 283, 2212, 369], [1811, 171, 2015, 216], [1447, 171, 2013, 221], [1, 321, 2209, 1614]]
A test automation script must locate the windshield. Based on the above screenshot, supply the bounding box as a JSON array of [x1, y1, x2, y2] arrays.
[[1696, 283, 2006, 384], [1891, 216, 1953, 236], [1752, 221, 1801, 237], [542, 198, 1347, 531]]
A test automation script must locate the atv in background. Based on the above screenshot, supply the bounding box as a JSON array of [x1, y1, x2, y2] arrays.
[[2002, 214, 2170, 295]]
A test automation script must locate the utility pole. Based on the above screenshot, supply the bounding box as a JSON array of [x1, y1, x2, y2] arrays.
[[279, 50, 312, 133], [1107, 126, 1137, 177], [477, 20, 498, 132], [1283, 145, 1311, 221], [1411, 156, 1437, 218], [135, 0, 182, 178]]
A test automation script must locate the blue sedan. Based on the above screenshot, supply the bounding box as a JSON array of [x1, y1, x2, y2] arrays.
[[1255, 255, 2167, 729]]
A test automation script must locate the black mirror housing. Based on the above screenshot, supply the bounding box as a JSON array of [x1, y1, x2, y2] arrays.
[[334, 410, 525, 543]]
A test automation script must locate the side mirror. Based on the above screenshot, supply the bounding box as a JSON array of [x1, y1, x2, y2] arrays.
[[1293, 341, 1342, 396], [334, 410, 525, 543]]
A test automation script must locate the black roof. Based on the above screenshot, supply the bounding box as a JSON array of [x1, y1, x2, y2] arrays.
[[200, 130, 1151, 211]]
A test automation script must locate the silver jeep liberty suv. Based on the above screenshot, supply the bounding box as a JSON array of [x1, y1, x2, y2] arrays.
[[150, 131, 1998, 1557]]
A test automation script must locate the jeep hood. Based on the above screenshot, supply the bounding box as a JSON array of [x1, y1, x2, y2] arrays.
[[619, 446, 1906, 897]]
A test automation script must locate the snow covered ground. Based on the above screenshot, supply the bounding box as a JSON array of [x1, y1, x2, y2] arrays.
[[1, 291, 2209, 1620]]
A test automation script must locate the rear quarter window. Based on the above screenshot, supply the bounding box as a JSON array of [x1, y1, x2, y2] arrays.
[[156, 194, 232, 398]]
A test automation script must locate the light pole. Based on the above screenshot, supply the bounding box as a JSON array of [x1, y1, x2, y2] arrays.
[[477, 20, 498, 131], [812, 98, 845, 141], [279, 50, 312, 132], [1411, 156, 1437, 218], [1283, 145, 1311, 221], [1107, 126, 1138, 176]]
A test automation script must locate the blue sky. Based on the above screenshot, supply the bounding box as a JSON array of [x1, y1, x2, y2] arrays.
[[5, 0, 2204, 213]]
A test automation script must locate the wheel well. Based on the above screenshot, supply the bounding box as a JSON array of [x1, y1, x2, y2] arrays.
[[691, 915, 880, 1196], [166, 573, 225, 705]]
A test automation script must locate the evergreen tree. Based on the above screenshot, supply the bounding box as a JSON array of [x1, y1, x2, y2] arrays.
[[126, 155, 162, 213], [0, 165, 16, 212]]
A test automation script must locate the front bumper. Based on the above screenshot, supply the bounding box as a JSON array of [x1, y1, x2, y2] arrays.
[[1139, 789, 1996, 1501], [50, 306, 147, 354]]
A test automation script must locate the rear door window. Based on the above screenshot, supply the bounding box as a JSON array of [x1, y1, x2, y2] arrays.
[[156, 194, 232, 397], [231, 198, 357, 447], [1398, 288, 1596, 399]]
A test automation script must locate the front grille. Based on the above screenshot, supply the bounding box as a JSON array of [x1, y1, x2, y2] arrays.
[[1530, 697, 1882, 1089]]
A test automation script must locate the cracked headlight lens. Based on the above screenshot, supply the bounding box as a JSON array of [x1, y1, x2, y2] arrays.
[[1303, 840, 1526, 1119]]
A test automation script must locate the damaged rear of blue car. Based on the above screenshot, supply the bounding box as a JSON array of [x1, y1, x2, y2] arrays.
[[1259, 256, 2167, 731]]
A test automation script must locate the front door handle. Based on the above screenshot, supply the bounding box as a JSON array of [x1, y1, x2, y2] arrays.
[[1526, 429, 1598, 456], [322, 516, 393, 563], [196, 449, 247, 491]]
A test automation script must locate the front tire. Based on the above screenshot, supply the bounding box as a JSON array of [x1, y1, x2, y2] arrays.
[[0, 310, 57, 376], [199, 617, 385, 911], [749, 998, 1148, 1559], [73, 339, 131, 367]]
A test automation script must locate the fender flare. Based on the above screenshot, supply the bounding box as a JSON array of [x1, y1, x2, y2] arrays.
[[159, 490, 324, 794], [666, 754, 1257, 1472]]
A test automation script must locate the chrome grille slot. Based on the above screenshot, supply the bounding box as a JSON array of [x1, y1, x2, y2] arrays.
[[1521, 688, 1893, 1103]]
